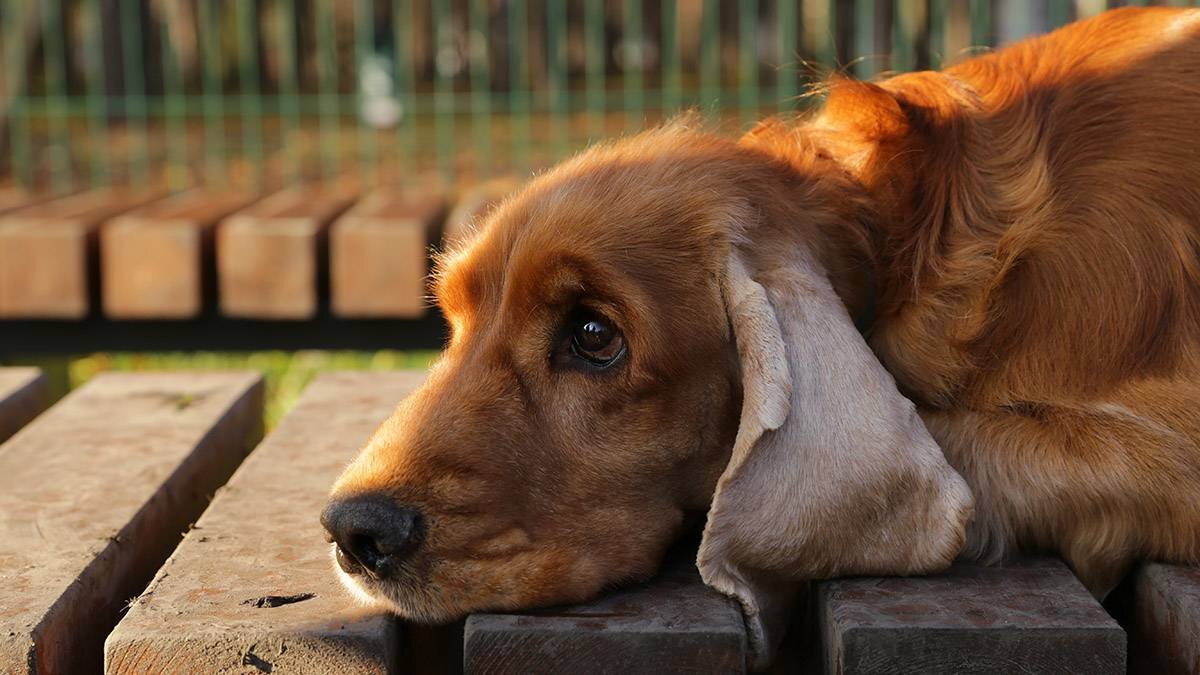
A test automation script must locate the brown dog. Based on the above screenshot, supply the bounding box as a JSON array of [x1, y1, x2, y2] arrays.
[[323, 7, 1200, 666]]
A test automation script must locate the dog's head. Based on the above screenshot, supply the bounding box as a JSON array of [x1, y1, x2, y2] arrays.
[[322, 120, 972, 665]]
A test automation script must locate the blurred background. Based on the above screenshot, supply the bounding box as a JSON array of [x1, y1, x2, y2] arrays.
[[0, 0, 1187, 419], [0, 0, 1173, 194]]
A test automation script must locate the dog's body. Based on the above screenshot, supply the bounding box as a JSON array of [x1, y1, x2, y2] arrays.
[[747, 5, 1200, 593], [325, 7, 1200, 666]]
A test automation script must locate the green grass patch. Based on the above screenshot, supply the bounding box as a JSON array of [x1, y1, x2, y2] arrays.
[[2, 350, 438, 430]]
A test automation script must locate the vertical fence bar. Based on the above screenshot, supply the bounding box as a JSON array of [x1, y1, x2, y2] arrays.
[[623, 0, 644, 132], [316, 0, 340, 181], [394, 0, 417, 175], [432, 0, 454, 180], [238, 0, 265, 188], [121, 0, 150, 187], [41, 0, 72, 194], [778, 0, 798, 111], [508, 0, 529, 174], [7, 0, 32, 189], [893, 0, 912, 72], [355, 0, 379, 185], [160, 0, 188, 190], [969, 0, 991, 49], [1047, 0, 1070, 28], [199, 0, 225, 186], [86, 0, 110, 188], [929, 0, 948, 67], [469, 0, 491, 176], [700, 0, 720, 114], [584, 0, 605, 142], [738, 0, 757, 127], [854, 0, 876, 78], [662, 0, 682, 115], [280, 0, 303, 183], [548, 0, 569, 160]]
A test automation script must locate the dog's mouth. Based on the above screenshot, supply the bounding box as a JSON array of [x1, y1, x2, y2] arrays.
[[329, 543, 454, 619]]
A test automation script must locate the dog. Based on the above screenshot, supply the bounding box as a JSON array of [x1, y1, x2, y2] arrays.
[[322, 7, 1200, 667]]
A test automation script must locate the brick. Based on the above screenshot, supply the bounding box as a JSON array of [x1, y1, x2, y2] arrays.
[[330, 189, 446, 318], [105, 372, 426, 674], [441, 178, 518, 249], [217, 185, 357, 319], [0, 372, 263, 674], [818, 557, 1126, 674], [0, 367, 49, 444], [1128, 562, 1200, 673], [463, 556, 748, 674], [0, 189, 161, 318], [101, 190, 258, 319]]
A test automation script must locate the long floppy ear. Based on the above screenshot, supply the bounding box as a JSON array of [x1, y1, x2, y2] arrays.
[[697, 245, 973, 669]]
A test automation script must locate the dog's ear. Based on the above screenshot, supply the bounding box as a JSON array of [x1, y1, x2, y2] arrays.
[[697, 245, 974, 669]]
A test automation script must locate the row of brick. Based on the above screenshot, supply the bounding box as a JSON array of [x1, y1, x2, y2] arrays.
[[0, 180, 515, 321], [1, 366, 1197, 673]]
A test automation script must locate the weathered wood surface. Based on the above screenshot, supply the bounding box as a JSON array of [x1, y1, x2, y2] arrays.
[[217, 186, 357, 319], [101, 190, 258, 318], [0, 189, 160, 318], [0, 367, 48, 444], [441, 178, 517, 248], [0, 372, 263, 674], [106, 372, 426, 675], [817, 557, 1126, 674], [463, 556, 748, 675], [1129, 562, 1200, 674], [329, 188, 446, 318]]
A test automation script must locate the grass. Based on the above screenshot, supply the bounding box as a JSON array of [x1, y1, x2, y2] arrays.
[[2, 350, 438, 430]]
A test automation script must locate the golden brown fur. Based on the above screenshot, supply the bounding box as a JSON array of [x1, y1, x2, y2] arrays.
[[329, 5, 1200, 648]]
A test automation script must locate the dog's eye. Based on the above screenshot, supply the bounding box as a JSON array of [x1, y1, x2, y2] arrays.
[[570, 313, 626, 367]]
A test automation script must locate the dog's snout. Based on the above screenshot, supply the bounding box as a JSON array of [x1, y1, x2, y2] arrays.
[[321, 494, 423, 578]]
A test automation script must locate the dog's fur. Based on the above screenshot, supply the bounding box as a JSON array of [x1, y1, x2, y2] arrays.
[[330, 7, 1200, 665]]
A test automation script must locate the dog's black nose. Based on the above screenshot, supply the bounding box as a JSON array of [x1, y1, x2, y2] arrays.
[[320, 494, 423, 578]]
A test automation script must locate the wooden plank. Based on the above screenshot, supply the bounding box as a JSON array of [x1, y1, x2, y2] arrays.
[[105, 372, 426, 674], [217, 185, 357, 319], [463, 555, 748, 674], [818, 558, 1126, 674], [0, 188, 37, 215], [329, 188, 446, 318], [0, 367, 49, 444], [441, 178, 519, 249], [101, 190, 259, 319], [0, 189, 161, 318], [0, 372, 263, 674], [1129, 562, 1200, 673]]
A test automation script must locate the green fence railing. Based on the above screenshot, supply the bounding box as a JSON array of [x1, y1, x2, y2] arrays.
[[0, 0, 1191, 194]]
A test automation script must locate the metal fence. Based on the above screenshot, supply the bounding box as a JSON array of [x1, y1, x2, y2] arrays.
[[1, 0, 1191, 194]]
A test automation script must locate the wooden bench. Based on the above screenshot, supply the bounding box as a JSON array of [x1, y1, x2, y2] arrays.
[[217, 186, 358, 319], [0, 182, 527, 326], [0, 366, 49, 443], [106, 372, 424, 674], [0, 372, 262, 673], [102, 190, 259, 318], [0, 189, 161, 318], [329, 188, 447, 318], [1129, 562, 1200, 673], [816, 558, 1125, 674], [0, 368, 1196, 672], [442, 177, 518, 248], [464, 553, 747, 674]]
